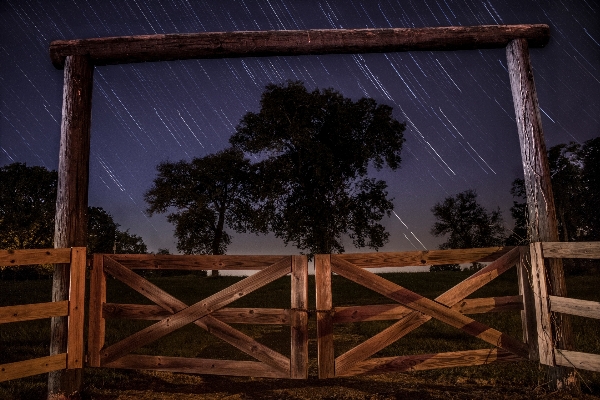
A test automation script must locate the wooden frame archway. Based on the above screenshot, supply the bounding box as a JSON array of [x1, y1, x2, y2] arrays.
[[48, 24, 572, 395]]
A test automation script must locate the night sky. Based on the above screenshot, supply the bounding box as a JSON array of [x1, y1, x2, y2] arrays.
[[1, 1, 599, 260]]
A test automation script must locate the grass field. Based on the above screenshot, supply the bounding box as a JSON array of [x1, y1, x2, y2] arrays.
[[1, 268, 599, 399]]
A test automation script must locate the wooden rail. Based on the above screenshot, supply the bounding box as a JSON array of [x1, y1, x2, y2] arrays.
[[49, 25, 549, 68], [0, 248, 86, 382], [88, 254, 309, 379], [316, 247, 530, 378], [530, 242, 600, 372]]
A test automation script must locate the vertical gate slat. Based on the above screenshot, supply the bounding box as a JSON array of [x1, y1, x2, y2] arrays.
[[291, 255, 309, 379], [516, 246, 539, 361], [88, 254, 106, 367], [529, 242, 555, 366], [66, 247, 86, 369], [316, 254, 334, 378]]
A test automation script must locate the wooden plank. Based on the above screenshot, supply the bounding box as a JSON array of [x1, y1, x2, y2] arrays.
[[333, 296, 522, 324], [550, 296, 600, 320], [529, 242, 555, 366], [336, 247, 513, 268], [101, 257, 291, 366], [0, 301, 68, 323], [87, 254, 106, 367], [554, 350, 600, 372], [0, 248, 71, 266], [103, 303, 290, 324], [49, 25, 549, 68], [451, 296, 523, 314], [315, 254, 335, 379], [66, 247, 86, 369], [337, 349, 521, 377], [333, 248, 522, 374], [542, 242, 600, 259], [333, 304, 412, 323], [104, 355, 288, 378], [517, 247, 539, 360], [331, 257, 529, 358], [105, 254, 286, 270], [290, 255, 309, 379], [0, 354, 67, 382]]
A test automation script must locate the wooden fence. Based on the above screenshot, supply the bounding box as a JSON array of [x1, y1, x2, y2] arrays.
[[530, 242, 600, 372], [315, 246, 532, 377], [0, 248, 86, 382], [2, 243, 598, 383], [88, 254, 309, 379]]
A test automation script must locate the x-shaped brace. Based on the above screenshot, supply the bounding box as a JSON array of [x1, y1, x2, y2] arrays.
[[331, 247, 528, 374], [100, 256, 291, 373]]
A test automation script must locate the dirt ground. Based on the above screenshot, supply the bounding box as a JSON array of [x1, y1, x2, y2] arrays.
[[84, 371, 599, 400]]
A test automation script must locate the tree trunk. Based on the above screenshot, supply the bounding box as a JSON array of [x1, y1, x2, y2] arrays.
[[49, 55, 94, 400], [506, 39, 578, 392], [210, 202, 227, 277]]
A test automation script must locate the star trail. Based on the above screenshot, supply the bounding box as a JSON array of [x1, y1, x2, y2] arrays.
[[1, 1, 598, 258]]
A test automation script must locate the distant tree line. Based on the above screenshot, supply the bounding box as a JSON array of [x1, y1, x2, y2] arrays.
[[0, 163, 146, 279], [429, 136, 600, 273]]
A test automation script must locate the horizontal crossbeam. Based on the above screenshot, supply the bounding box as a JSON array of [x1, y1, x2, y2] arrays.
[[50, 25, 549, 68]]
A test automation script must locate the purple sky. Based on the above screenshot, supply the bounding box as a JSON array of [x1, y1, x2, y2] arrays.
[[1, 1, 598, 258]]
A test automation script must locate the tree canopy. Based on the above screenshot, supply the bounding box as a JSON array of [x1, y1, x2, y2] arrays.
[[430, 189, 505, 271], [145, 148, 258, 258], [508, 136, 600, 245], [229, 81, 406, 256], [0, 163, 146, 254]]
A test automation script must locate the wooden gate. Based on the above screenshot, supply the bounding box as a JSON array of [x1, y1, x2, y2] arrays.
[[88, 254, 308, 379], [530, 242, 600, 372], [315, 247, 532, 378], [0, 248, 86, 382]]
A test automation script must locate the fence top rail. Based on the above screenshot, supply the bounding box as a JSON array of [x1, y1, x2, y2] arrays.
[[335, 247, 515, 268], [541, 242, 600, 259], [103, 254, 290, 270], [0, 248, 73, 266], [49, 24, 550, 68]]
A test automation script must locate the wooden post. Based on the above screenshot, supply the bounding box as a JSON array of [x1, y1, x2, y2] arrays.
[[50, 55, 94, 399], [290, 255, 309, 379], [315, 254, 335, 378], [506, 39, 577, 391]]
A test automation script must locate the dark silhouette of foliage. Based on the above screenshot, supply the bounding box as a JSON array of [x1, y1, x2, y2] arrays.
[[230, 81, 406, 256], [1, 163, 146, 279], [145, 148, 258, 259], [430, 189, 505, 271]]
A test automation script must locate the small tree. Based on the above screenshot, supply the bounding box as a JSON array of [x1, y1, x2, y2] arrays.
[[230, 81, 406, 257], [430, 189, 505, 271], [145, 148, 258, 276]]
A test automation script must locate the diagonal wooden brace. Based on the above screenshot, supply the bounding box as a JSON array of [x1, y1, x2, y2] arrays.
[[101, 257, 291, 369], [331, 248, 528, 374]]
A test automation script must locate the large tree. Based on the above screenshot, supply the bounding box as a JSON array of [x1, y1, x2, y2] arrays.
[[508, 137, 600, 245], [145, 148, 257, 274], [430, 190, 505, 271], [0, 163, 57, 250], [1, 163, 146, 277], [88, 206, 147, 254], [230, 81, 406, 256]]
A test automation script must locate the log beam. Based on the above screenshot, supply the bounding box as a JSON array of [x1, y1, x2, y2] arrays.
[[49, 55, 94, 399], [50, 24, 549, 68]]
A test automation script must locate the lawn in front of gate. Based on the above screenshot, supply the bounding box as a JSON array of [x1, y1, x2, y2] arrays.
[[1, 269, 599, 399]]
